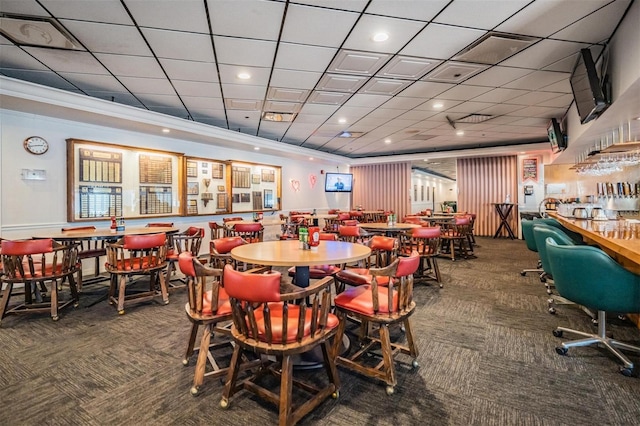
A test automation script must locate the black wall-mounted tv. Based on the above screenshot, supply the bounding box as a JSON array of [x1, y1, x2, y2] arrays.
[[569, 48, 610, 124], [547, 118, 565, 152], [325, 172, 353, 193]]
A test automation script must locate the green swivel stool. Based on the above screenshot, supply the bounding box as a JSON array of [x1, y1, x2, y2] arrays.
[[546, 239, 640, 376], [534, 218, 583, 244], [520, 219, 543, 277]]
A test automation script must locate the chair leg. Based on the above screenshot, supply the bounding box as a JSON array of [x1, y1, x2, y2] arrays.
[[157, 271, 169, 304], [117, 275, 127, 314], [403, 318, 419, 359], [321, 340, 340, 392], [221, 344, 244, 407], [50, 278, 59, 321], [184, 322, 200, 365], [191, 324, 211, 395], [0, 283, 13, 323], [378, 324, 396, 393], [278, 355, 294, 426]]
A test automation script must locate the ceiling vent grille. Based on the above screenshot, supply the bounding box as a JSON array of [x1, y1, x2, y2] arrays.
[[0, 15, 82, 50], [453, 32, 538, 65], [457, 113, 494, 124]]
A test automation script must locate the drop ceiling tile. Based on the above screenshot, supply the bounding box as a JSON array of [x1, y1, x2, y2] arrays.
[[293, 114, 331, 125], [437, 84, 492, 101], [479, 103, 526, 116], [270, 69, 322, 90], [395, 109, 439, 121], [224, 99, 263, 110], [218, 64, 271, 86], [0, 68, 79, 90], [0, 45, 48, 69], [84, 91, 143, 107], [159, 58, 219, 83], [463, 66, 532, 87], [95, 54, 165, 78], [208, 0, 284, 40], [328, 50, 390, 76], [58, 72, 126, 92], [542, 53, 581, 73], [539, 79, 573, 94], [401, 24, 486, 60], [267, 87, 309, 102], [399, 81, 454, 98], [316, 74, 367, 93], [221, 84, 266, 100], [183, 98, 224, 111], [119, 76, 175, 95], [343, 14, 425, 54], [282, 3, 358, 47], [147, 105, 189, 117], [433, 0, 530, 30], [299, 103, 340, 115], [22, 47, 107, 74], [553, 0, 631, 43], [503, 70, 567, 91], [275, 43, 337, 73], [136, 93, 184, 107], [196, 117, 228, 127], [506, 91, 565, 106], [1, 0, 51, 16], [383, 96, 427, 110], [41, 0, 131, 24], [142, 28, 215, 62], [127, 0, 209, 33], [364, 0, 449, 21], [293, 0, 368, 12], [537, 93, 573, 108], [376, 56, 441, 80], [472, 87, 528, 103], [60, 20, 148, 55], [495, 0, 611, 38], [415, 99, 461, 111], [424, 62, 489, 83], [263, 101, 301, 114], [341, 94, 390, 109], [500, 39, 588, 69], [307, 91, 350, 105], [333, 105, 375, 121], [173, 80, 221, 98], [445, 101, 496, 114], [359, 78, 411, 95], [213, 36, 276, 68]]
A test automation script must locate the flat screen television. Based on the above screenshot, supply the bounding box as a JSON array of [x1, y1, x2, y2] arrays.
[[547, 118, 565, 152], [324, 172, 353, 193], [569, 48, 609, 124]]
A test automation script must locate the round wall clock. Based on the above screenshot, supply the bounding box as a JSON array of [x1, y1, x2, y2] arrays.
[[23, 136, 49, 155]]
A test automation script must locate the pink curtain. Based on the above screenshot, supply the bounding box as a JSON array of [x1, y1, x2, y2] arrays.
[[457, 156, 518, 237], [351, 162, 411, 220]]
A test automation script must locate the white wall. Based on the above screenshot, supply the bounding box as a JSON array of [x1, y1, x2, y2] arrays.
[[0, 109, 350, 240], [410, 170, 457, 214]]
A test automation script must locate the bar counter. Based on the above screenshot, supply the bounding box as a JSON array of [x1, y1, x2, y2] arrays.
[[549, 212, 640, 327]]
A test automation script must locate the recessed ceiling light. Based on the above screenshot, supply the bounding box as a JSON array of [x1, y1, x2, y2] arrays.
[[456, 130, 465, 136], [161, 128, 170, 133], [237, 72, 251, 80], [372, 32, 389, 42], [384, 139, 392, 144], [254, 147, 260, 150], [309, 157, 314, 161], [433, 102, 444, 109], [338, 118, 347, 124]]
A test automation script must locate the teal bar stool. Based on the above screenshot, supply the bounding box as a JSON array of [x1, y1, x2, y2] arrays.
[[546, 238, 640, 376], [520, 219, 543, 277], [534, 218, 583, 244]]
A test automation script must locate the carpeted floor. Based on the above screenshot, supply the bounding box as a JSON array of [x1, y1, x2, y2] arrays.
[[1, 237, 639, 425]]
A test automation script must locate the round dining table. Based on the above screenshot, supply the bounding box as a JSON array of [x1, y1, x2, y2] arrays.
[[358, 222, 420, 236], [230, 239, 371, 287], [39, 226, 179, 241]]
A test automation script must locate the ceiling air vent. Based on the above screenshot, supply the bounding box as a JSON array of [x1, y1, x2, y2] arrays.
[[446, 114, 494, 129], [0, 15, 82, 50], [453, 32, 538, 65]]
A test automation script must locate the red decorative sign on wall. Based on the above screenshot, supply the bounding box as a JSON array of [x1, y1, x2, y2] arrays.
[[522, 158, 538, 182]]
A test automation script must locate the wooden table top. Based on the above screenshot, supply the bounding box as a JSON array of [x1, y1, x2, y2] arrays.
[[230, 240, 371, 267], [550, 213, 640, 270], [36, 227, 178, 241], [358, 223, 420, 231]]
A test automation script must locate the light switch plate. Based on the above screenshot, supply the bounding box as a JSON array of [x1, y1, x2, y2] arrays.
[[21, 169, 47, 180]]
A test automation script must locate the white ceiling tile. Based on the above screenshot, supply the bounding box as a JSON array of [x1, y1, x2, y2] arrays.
[[263, 101, 301, 114], [433, 0, 530, 30], [136, 93, 184, 107], [147, 105, 189, 117], [472, 87, 529, 103], [438, 85, 492, 101], [292, 0, 368, 12], [359, 78, 411, 96], [496, 0, 612, 38], [365, 0, 449, 21], [61, 20, 148, 55], [383, 96, 427, 110], [463, 66, 532, 87], [328, 50, 390, 76], [58, 72, 126, 92], [218, 64, 271, 86], [424, 62, 489, 83], [84, 91, 143, 107], [22, 47, 107, 74], [95, 54, 165, 78], [119, 76, 175, 95], [282, 4, 358, 47], [142, 29, 215, 62], [213, 36, 276, 68], [221, 84, 266, 100], [537, 93, 573, 108], [40, 0, 129, 23], [0, 68, 76, 90], [343, 94, 391, 108], [159, 59, 219, 83], [126, 0, 209, 33], [224, 99, 263, 111], [267, 87, 309, 102], [1, 0, 50, 16], [506, 91, 565, 106], [172, 80, 221, 98], [503, 70, 568, 90], [270, 69, 322, 90], [538, 79, 573, 94], [299, 103, 340, 115], [445, 101, 496, 114], [343, 14, 425, 54], [552, 0, 631, 43], [293, 114, 331, 125], [401, 24, 486, 60], [183, 98, 224, 111], [333, 106, 375, 121], [376, 56, 441, 80], [0, 45, 48, 69], [275, 43, 337, 73], [366, 108, 405, 119], [500, 39, 589, 69], [307, 91, 350, 105], [208, 0, 285, 40], [316, 74, 367, 93], [479, 103, 526, 116], [415, 99, 461, 111], [399, 81, 454, 98]]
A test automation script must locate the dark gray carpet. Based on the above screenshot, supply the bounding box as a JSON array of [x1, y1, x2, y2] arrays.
[[1, 237, 639, 425]]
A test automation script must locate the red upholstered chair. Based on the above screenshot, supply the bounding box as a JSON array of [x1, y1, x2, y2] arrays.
[[349, 210, 364, 221], [400, 226, 442, 286], [337, 224, 368, 244], [105, 233, 169, 314], [178, 252, 260, 395], [60, 225, 109, 290], [440, 215, 473, 261], [220, 265, 339, 425], [228, 222, 263, 243], [337, 212, 351, 221], [287, 233, 341, 283], [165, 227, 204, 289], [332, 252, 420, 395], [327, 209, 340, 214], [334, 235, 398, 293], [0, 239, 80, 324], [209, 221, 225, 240]]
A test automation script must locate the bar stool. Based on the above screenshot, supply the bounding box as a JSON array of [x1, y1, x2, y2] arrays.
[[546, 239, 640, 376]]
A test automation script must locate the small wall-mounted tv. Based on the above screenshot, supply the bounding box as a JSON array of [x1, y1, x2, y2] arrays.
[[569, 48, 610, 124], [547, 118, 566, 152], [325, 172, 353, 193]]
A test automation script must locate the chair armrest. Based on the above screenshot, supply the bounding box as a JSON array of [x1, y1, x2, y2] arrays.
[[280, 275, 334, 301]]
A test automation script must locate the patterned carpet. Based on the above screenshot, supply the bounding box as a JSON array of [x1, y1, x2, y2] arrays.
[[1, 237, 639, 425]]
